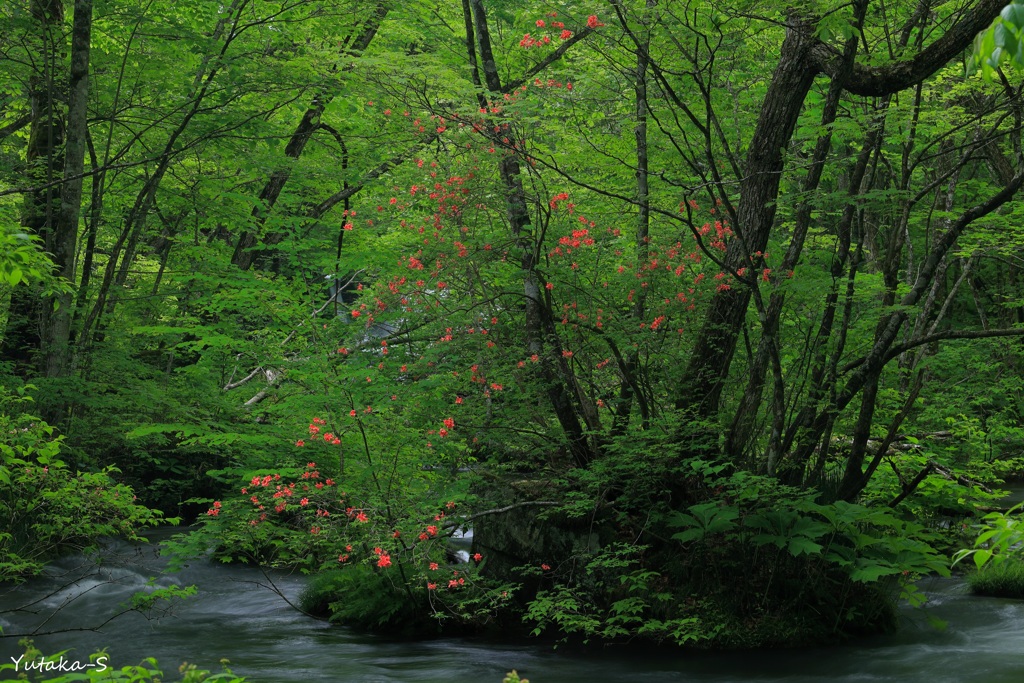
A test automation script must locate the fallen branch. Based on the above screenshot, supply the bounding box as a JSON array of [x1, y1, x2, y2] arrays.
[[449, 500, 561, 527], [888, 459, 994, 508], [223, 365, 263, 391]]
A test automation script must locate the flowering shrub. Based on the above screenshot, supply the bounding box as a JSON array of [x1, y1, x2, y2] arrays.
[[0, 387, 162, 581], [170, 418, 516, 633]]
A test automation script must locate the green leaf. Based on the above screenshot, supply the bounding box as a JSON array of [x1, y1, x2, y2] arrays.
[[787, 536, 823, 557]]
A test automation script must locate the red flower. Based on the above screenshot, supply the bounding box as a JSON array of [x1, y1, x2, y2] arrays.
[[439, 428, 448, 437], [429, 562, 439, 570], [541, 563, 551, 570], [586, 15, 604, 28], [427, 525, 438, 536], [300, 497, 309, 506], [427, 582, 437, 590], [356, 511, 369, 522], [295, 440, 305, 447], [377, 554, 392, 568], [473, 553, 482, 562]]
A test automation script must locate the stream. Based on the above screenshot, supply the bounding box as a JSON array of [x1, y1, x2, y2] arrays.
[[1, 529, 1023, 683]]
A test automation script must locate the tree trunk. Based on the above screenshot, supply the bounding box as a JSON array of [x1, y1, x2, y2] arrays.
[[42, 0, 92, 379], [469, 0, 594, 467], [612, 0, 654, 437], [0, 0, 65, 373], [726, 3, 868, 460], [674, 16, 818, 417]]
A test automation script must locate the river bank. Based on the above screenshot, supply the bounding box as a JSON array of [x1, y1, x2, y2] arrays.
[[1, 530, 1023, 683]]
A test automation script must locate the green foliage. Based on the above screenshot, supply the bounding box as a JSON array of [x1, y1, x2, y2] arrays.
[[970, 2, 1024, 78], [953, 502, 1024, 569], [514, 450, 942, 648], [301, 565, 425, 632], [523, 543, 719, 647], [0, 228, 66, 291], [4, 0, 1023, 651], [0, 387, 164, 580]]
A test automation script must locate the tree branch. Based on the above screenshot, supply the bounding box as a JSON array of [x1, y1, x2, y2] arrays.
[[814, 0, 1005, 97], [450, 500, 561, 526], [502, 27, 595, 93], [842, 327, 1024, 374]]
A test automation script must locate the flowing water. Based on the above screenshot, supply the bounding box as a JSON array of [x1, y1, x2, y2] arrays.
[[1, 529, 1023, 683]]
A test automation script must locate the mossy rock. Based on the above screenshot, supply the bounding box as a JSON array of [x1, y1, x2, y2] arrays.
[[300, 566, 441, 636], [967, 560, 1024, 599]]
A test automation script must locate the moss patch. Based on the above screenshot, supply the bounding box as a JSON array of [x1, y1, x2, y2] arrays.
[[967, 560, 1024, 599]]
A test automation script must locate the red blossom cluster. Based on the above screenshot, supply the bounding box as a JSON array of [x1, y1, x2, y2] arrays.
[[519, 11, 586, 48]]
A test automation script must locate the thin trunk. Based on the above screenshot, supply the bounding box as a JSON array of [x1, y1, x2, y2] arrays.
[[796, 168, 1024, 481], [0, 0, 65, 371], [674, 16, 818, 417], [42, 0, 92, 379], [676, 0, 1002, 422], [726, 5, 868, 458], [79, 0, 246, 346], [613, 1, 654, 436], [469, 0, 593, 467]]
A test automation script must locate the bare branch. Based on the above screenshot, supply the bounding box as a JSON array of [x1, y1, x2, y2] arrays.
[[223, 365, 263, 391], [449, 500, 561, 527]]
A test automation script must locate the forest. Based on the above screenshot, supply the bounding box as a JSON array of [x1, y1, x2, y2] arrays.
[[3, 0, 1024, 658]]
